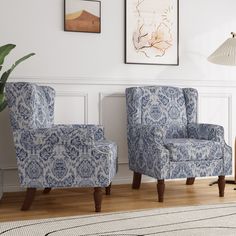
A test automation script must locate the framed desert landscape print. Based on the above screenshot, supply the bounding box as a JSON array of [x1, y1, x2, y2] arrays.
[[64, 0, 101, 33], [125, 0, 179, 65]]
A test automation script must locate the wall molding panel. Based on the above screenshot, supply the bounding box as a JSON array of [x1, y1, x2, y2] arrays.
[[99, 92, 125, 125], [11, 76, 236, 88], [56, 91, 89, 124], [99, 93, 128, 164]]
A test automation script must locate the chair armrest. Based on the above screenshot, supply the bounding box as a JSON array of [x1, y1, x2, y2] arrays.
[[187, 123, 225, 144], [127, 124, 169, 179], [128, 124, 168, 156], [128, 124, 164, 145], [52, 124, 104, 141], [13, 124, 104, 151]]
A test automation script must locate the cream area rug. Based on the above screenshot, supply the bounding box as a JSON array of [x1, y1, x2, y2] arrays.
[[1, 203, 236, 236]]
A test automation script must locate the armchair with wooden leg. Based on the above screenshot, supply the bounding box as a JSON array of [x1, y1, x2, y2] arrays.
[[126, 86, 232, 202], [5, 82, 117, 212]]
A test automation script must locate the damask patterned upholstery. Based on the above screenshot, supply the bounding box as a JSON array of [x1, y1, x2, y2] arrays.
[[126, 86, 232, 180], [6, 82, 118, 189]]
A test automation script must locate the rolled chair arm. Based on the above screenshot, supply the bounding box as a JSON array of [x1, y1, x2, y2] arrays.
[[13, 124, 104, 152], [127, 124, 170, 179], [188, 123, 225, 145], [128, 124, 165, 144], [52, 124, 105, 141]]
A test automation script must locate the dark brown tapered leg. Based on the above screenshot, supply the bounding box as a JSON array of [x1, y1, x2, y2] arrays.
[[218, 176, 225, 197], [21, 188, 36, 211], [186, 177, 195, 185], [43, 188, 51, 194], [94, 187, 103, 212], [157, 179, 165, 202], [132, 172, 142, 189], [105, 183, 112, 195]]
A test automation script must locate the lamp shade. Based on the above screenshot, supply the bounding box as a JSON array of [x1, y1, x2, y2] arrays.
[[208, 35, 236, 66]]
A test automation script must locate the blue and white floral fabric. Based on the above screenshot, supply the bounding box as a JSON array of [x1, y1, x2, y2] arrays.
[[6, 82, 117, 188], [126, 86, 232, 179]]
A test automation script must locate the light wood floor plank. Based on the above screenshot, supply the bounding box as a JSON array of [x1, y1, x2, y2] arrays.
[[0, 179, 236, 222]]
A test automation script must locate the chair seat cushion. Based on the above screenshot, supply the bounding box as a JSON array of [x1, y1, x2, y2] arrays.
[[164, 138, 223, 162]]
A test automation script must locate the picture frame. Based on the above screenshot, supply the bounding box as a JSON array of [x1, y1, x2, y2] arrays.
[[64, 0, 101, 33], [125, 0, 179, 65]]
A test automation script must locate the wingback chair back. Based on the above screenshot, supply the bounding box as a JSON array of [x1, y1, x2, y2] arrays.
[[5, 82, 55, 131], [126, 86, 198, 140]]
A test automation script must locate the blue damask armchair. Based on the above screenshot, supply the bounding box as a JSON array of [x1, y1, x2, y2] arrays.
[[126, 86, 232, 202], [5, 82, 117, 212]]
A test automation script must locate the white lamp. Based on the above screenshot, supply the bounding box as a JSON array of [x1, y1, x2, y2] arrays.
[[208, 32, 236, 187], [208, 32, 236, 66]]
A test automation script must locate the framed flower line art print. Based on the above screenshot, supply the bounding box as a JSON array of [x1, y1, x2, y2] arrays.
[[125, 0, 179, 65], [64, 0, 101, 33]]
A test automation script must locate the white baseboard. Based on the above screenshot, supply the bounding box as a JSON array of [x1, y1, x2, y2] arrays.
[[3, 185, 23, 193], [2, 179, 154, 193]]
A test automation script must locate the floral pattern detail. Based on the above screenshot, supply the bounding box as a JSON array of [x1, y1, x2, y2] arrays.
[[187, 123, 232, 175], [188, 123, 224, 145], [6, 82, 55, 130], [183, 88, 198, 124], [52, 159, 68, 179], [126, 86, 232, 180], [26, 161, 43, 180], [6, 82, 118, 188], [77, 159, 95, 178], [164, 138, 223, 162], [170, 160, 224, 178], [140, 86, 188, 139], [168, 105, 180, 120]]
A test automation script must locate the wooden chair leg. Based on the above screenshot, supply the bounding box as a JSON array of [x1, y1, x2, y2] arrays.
[[218, 176, 225, 197], [43, 188, 51, 194], [157, 179, 165, 202], [105, 183, 111, 195], [21, 188, 36, 211], [94, 187, 103, 212], [186, 177, 195, 185], [132, 172, 142, 189]]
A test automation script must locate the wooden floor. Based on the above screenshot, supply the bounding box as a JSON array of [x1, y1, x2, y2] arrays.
[[1, 179, 236, 223]]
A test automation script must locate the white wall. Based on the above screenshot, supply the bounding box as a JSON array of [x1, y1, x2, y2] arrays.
[[0, 0, 236, 192]]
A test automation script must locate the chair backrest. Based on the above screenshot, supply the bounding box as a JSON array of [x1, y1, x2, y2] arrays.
[[126, 86, 198, 139], [5, 82, 55, 131]]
